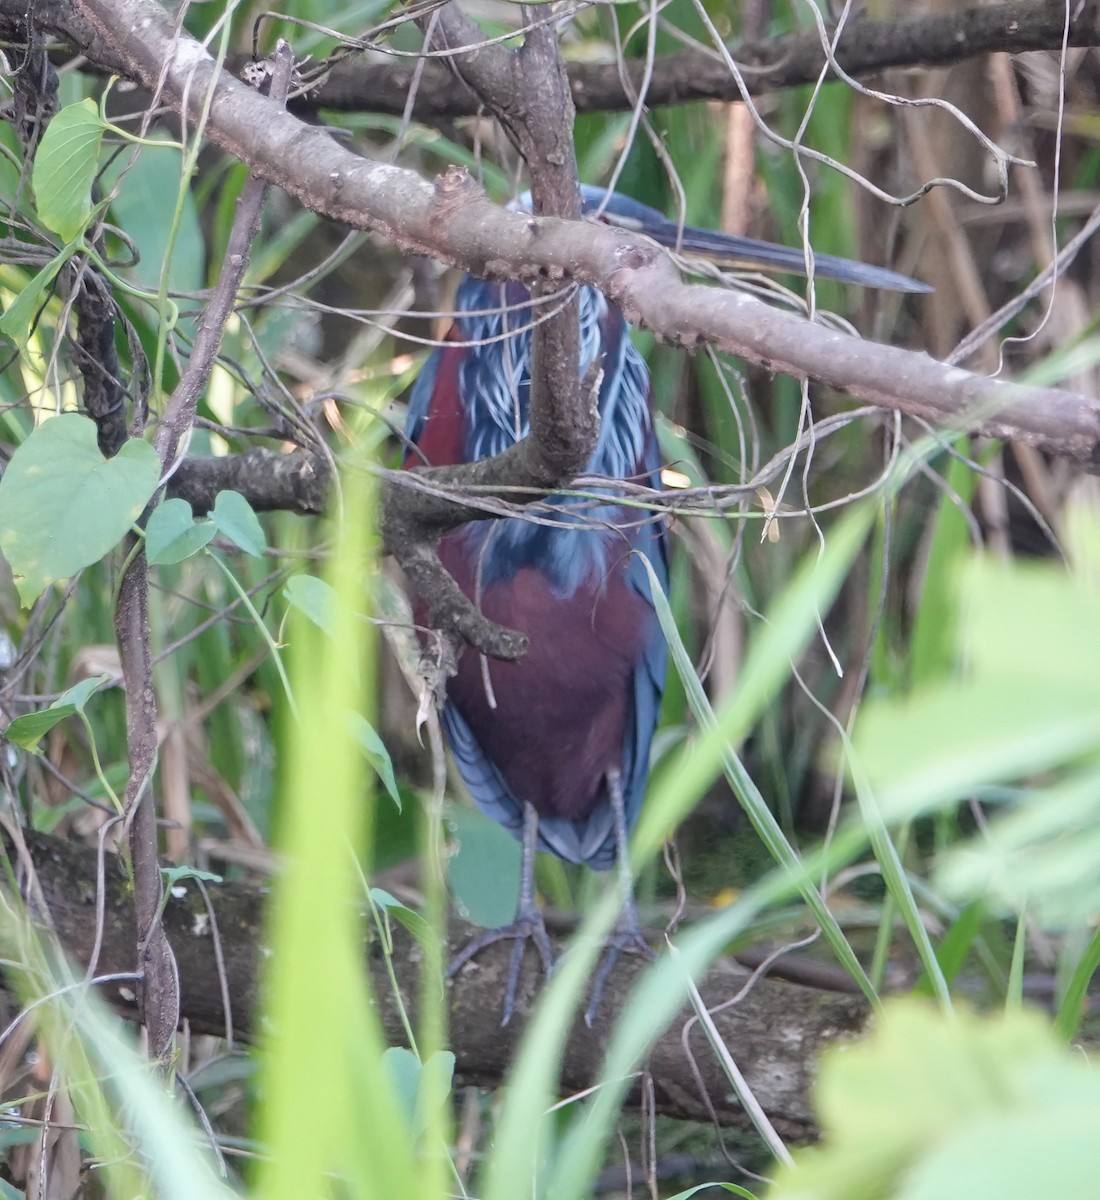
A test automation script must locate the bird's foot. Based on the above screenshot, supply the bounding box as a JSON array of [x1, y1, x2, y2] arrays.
[[585, 922, 655, 1028], [448, 910, 555, 1026]]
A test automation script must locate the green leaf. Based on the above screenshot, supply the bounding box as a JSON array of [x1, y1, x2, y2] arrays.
[[146, 498, 214, 564], [381, 1047, 420, 1131], [347, 711, 401, 810], [284, 574, 338, 640], [162, 865, 224, 891], [369, 888, 434, 951], [32, 99, 105, 241], [908, 444, 975, 685], [0, 1173, 28, 1200], [102, 137, 205, 295], [4, 673, 112, 751], [0, 414, 161, 605], [210, 490, 266, 556], [0, 245, 72, 344], [414, 1050, 454, 1138], [254, 464, 418, 1200], [1054, 926, 1100, 1042], [934, 770, 1100, 927], [53, 674, 109, 714], [372, 781, 420, 871], [37, 959, 238, 1199], [769, 1001, 1100, 1200], [963, 556, 1100, 691], [447, 805, 521, 928], [379, 1048, 454, 1141], [0, 1127, 38, 1151], [902, 1109, 1100, 1200], [857, 543, 1100, 823], [858, 680, 1100, 822], [633, 503, 879, 1006], [914, 899, 986, 996]]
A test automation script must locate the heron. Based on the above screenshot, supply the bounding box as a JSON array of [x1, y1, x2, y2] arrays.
[[404, 186, 928, 1023]]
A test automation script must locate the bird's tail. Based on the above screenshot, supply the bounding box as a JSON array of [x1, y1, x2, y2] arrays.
[[576, 184, 931, 294]]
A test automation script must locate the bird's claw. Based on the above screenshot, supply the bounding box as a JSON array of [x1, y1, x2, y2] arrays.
[[448, 910, 555, 1026], [584, 926, 654, 1028]]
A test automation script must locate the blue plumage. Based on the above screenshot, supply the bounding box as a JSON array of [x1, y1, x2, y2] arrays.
[[407, 271, 668, 870], [406, 187, 927, 1019]]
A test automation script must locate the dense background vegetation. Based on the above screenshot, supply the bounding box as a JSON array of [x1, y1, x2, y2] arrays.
[[0, 0, 1099, 1196]]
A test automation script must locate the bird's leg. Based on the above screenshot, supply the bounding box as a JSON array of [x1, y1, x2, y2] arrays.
[[585, 769, 654, 1027], [447, 802, 554, 1025]]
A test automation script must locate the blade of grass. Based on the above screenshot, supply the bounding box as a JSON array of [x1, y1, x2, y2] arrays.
[[675, 947, 794, 1167], [916, 898, 987, 996], [1054, 926, 1100, 1042], [848, 751, 952, 1010], [635, 500, 879, 1005], [253, 467, 419, 1200]]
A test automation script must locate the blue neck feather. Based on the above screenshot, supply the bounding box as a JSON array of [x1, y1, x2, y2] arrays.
[[451, 280, 656, 593]]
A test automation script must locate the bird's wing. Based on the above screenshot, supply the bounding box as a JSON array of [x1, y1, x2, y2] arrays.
[[595, 307, 671, 839], [621, 437, 670, 837], [441, 702, 527, 843]]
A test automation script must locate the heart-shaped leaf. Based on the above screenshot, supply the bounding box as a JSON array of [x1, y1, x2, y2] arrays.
[[211, 490, 266, 556], [379, 1046, 455, 1139], [32, 99, 106, 241], [284, 574, 338, 639], [146, 497, 214, 564], [0, 414, 161, 605], [447, 805, 521, 928]]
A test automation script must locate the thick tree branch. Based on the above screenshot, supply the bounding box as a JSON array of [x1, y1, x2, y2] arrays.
[[165, 447, 332, 515], [43, 0, 1100, 473], [19, 1, 1100, 119], [53, 0, 1100, 639], [2, 824, 869, 1139], [313, 1, 1096, 118]]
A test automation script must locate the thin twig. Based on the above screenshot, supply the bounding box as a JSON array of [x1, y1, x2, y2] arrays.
[[156, 40, 296, 473]]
